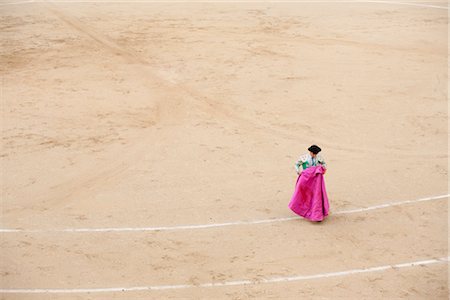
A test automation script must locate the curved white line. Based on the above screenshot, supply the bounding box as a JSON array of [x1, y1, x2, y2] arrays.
[[362, 1, 448, 9], [0, 256, 447, 293], [1, 194, 447, 233]]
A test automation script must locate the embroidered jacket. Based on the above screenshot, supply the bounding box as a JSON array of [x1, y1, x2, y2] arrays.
[[295, 153, 326, 174]]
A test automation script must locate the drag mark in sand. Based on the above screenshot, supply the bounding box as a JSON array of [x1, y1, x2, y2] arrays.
[[0, 256, 448, 293], [0, 194, 447, 233]]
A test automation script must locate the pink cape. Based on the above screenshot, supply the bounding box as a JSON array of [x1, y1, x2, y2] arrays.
[[288, 165, 329, 221]]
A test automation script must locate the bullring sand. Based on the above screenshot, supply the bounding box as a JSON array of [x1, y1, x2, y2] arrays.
[[0, 0, 448, 299]]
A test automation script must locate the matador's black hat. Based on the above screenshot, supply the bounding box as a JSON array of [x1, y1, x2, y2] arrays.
[[308, 145, 322, 154]]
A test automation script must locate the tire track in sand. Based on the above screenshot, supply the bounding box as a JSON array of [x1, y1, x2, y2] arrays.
[[42, 1, 441, 158]]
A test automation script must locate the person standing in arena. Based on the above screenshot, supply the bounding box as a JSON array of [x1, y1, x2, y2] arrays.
[[289, 144, 329, 222]]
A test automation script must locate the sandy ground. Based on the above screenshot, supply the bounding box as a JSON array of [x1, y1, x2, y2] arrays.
[[0, 0, 448, 299]]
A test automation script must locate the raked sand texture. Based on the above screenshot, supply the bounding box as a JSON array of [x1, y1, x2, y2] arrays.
[[0, 0, 448, 299]]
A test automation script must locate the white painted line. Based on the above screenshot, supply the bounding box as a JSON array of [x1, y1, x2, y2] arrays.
[[333, 194, 449, 214], [0, 194, 448, 233], [1, 0, 448, 10], [362, 0, 448, 9], [0, 256, 448, 293]]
